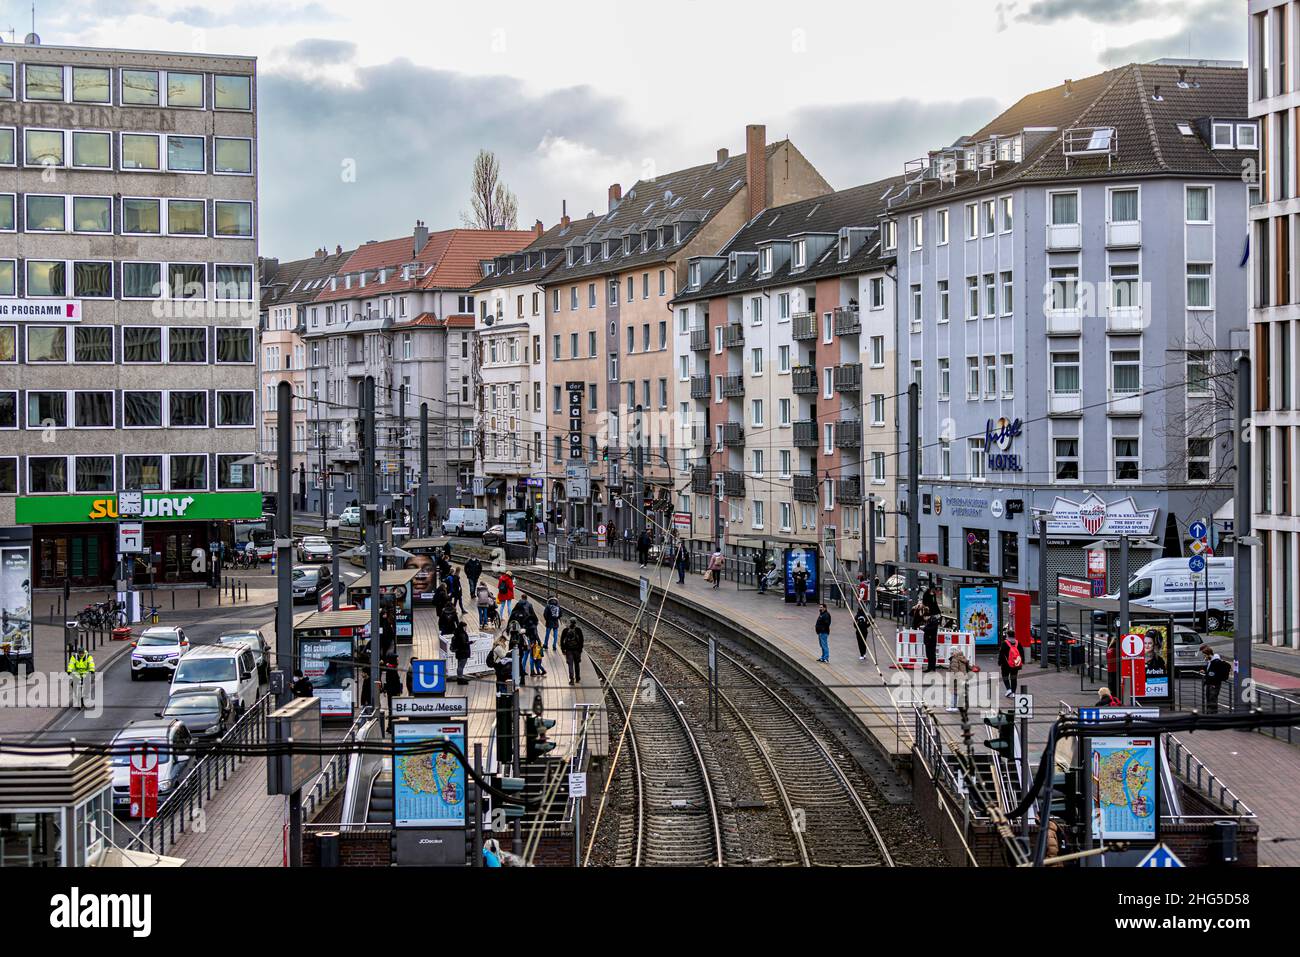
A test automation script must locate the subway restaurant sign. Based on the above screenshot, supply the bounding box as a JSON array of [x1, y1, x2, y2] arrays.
[[16, 492, 263, 525]]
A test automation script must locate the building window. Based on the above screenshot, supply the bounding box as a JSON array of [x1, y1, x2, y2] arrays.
[[936, 208, 949, 245], [1054, 437, 1079, 480], [1000, 532, 1019, 581], [1049, 266, 1079, 310], [1113, 437, 1140, 482], [1000, 271, 1013, 314], [1186, 186, 1212, 223], [1051, 351, 1080, 394], [1187, 437, 1211, 483], [967, 357, 980, 398], [937, 279, 949, 322], [1001, 353, 1014, 397], [1186, 350, 1212, 395], [871, 393, 886, 425], [1049, 190, 1078, 225], [966, 276, 979, 317], [999, 195, 1013, 231], [778, 344, 791, 373], [968, 438, 986, 480], [1110, 349, 1141, 394], [1110, 187, 1138, 222], [871, 336, 885, 368], [869, 277, 884, 309], [1187, 263, 1213, 309], [937, 358, 950, 399], [940, 440, 951, 479]]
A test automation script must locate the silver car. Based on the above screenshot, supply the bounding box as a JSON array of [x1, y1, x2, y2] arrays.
[[218, 629, 270, 682], [130, 626, 190, 681]]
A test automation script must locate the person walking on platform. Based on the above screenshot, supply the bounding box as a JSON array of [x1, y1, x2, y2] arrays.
[[853, 608, 872, 661], [1199, 644, 1232, 713], [675, 545, 689, 585], [637, 529, 651, 568], [998, 630, 1024, 697], [451, 621, 472, 685], [792, 563, 809, 607], [464, 556, 482, 598], [708, 549, 724, 590], [922, 611, 940, 674], [291, 669, 314, 698], [476, 581, 495, 630], [382, 651, 402, 711], [543, 596, 562, 650], [432, 584, 449, 617], [814, 604, 832, 663], [498, 571, 515, 620], [438, 603, 458, 637], [447, 570, 465, 615], [528, 632, 547, 677], [560, 618, 585, 685]]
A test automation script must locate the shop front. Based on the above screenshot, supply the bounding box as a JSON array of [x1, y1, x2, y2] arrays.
[[15, 492, 262, 590]]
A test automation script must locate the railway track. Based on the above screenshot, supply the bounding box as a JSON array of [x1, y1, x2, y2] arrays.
[[520, 570, 896, 867]]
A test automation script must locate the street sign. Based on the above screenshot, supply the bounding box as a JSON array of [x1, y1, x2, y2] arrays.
[[118, 521, 145, 554], [1079, 707, 1161, 723], [1013, 693, 1033, 719], [1120, 633, 1144, 659], [471, 476, 485, 497], [118, 490, 143, 517], [1190, 538, 1206, 555], [129, 744, 159, 820], [410, 658, 447, 695], [392, 526, 410, 536], [597, 524, 607, 536], [390, 696, 467, 719], [568, 772, 588, 798], [547, 542, 557, 564], [1189, 554, 1206, 574], [1137, 844, 1184, 868], [1189, 520, 1207, 540], [639, 576, 649, 604]]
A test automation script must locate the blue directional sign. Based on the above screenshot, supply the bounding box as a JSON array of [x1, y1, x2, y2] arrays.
[[410, 658, 447, 695], [1189, 555, 1206, 574], [1189, 520, 1207, 541], [1138, 844, 1184, 868]]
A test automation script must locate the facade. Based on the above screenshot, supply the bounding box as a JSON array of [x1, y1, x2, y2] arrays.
[[469, 216, 597, 523], [541, 125, 831, 536], [891, 61, 1252, 604], [1248, 1, 1300, 648], [672, 181, 903, 577], [302, 224, 536, 521], [0, 41, 259, 589]]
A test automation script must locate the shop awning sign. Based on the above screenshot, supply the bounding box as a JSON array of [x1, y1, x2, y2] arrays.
[[1040, 494, 1158, 538], [16, 491, 263, 524]]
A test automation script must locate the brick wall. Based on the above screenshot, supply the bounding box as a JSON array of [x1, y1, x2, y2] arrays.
[[302, 830, 392, 866]]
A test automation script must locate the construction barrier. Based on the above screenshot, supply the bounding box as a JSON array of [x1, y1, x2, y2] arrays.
[[895, 629, 976, 670]]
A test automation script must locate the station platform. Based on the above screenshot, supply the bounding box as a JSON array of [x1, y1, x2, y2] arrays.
[[566, 556, 1300, 866]]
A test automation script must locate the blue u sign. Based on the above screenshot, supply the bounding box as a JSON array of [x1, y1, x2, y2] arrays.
[[410, 658, 446, 695]]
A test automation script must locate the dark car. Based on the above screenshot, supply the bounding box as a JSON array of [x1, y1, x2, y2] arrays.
[[218, 629, 270, 683], [1030, 621, 1079, 663], [157, 687, 233, 742]]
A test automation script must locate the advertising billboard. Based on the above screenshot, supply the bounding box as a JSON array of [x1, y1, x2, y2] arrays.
[[0, 545, 33, 666], [783, 546, 818, 603], [393, 721, 467, 829], [1088, 735, 1160, 843], [297, 637, 355, 718], [957, 584, 1001, 646]]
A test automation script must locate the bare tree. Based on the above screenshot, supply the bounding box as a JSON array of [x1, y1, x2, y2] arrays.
[[1154, 346, 1238, 511], [460, 150, 519, 230]]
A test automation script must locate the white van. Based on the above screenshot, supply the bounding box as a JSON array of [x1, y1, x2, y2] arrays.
[[170, 643, 260, 712], [1108, 557, 1234, 631], [442, 507, 488, 535]]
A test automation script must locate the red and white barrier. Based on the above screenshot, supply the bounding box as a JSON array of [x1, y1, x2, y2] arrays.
[[894, 629, 976, 669]]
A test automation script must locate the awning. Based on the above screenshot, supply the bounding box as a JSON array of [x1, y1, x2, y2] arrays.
[[293, 610, 373, 633], [1054, 595, 1175, 618], [893, 560, 1001, 581], [349, 568, 420, 590]]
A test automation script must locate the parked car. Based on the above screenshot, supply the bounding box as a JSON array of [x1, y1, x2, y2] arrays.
[[482, 524, 504, 546], [1030, 621, 1080, 664], [297, 535, 333, 563], [157, 687, 233, 743], [339, 506, 362, 527], [109, 719, 194, 814], [129, 626, 189, 681], [170, 643, 260, 712], [291, 564, 333, 604], [1105, 557, 1234, 632], [441, 507, 488, 536], [1171, 627, 1207, 671], [218, 629, 270, 683]]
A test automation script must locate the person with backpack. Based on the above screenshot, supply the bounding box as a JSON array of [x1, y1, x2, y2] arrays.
[[853, 608, 872, 661], [922, 611, 941, 673], [475, 581, 495, 630], [438, 603, 458, 637], [542, 597, 562, 650], [792, 563, 809, 607], [450, 620, 472, 684], [560, 618, 585, 685], [464, 556, 482, 599], [528, 632, 547, 677], [708, 549, 724, 590], [814, 604, 832, 663], [998, 629, 1024, 697], [497, 571, 515, 620], [1199, 644, 1232, 713]]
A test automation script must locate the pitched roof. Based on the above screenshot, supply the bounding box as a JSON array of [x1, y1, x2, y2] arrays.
[[673, 176, 905, 304], [421, 229, 538, 290], [889, 61, 1251, 212], [541, 143, 785, 284], [468, 214, 605, 292], [259, 247, 356, 310]]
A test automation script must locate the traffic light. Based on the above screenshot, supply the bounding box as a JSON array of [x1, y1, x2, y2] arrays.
[[525, 714, 557, 760], [983, 710, 1015, 758], [497, 774, 526, 819], [602, 446, 610, 462], [1050, 768, 1083, 827]]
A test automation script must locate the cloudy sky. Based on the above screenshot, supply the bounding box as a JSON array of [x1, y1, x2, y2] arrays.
[[21, 0, 1247, 259]]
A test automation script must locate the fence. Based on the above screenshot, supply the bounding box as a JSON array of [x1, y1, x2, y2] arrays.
[[302, 706, 377, 821], [126, 692, 274, 857], [1162, 733, 1256, 820], [1253, 686, 1300, 746]]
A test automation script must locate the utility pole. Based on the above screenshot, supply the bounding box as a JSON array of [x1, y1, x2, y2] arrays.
[[905, 382, 920, 599], [634, 404, 645, 537], [363, 376, 381, 715], [419, 403, 430, 536], [319, 429, 328, 528], [1233, 354, 1253, 711], [274, 380, 294, 707], [1037, 513, 1049, 660], [1118, 534, 1130, 636], [398, 383, 408, 529], [867, 492, 877, 611]]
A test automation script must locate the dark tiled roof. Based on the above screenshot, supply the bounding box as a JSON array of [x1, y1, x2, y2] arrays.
[[468, 214, 604, 292], [890, 62, 1251, 212], [672, 176, 905, 304], [259, 248, 355, 309], [541, 143, 785, 284]]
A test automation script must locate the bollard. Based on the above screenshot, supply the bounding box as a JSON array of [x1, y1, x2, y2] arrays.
[[319, 831, 340, 867], [243, 581, 248, 602], [172, 591, 176, 611], [197, 589, 201, 608]]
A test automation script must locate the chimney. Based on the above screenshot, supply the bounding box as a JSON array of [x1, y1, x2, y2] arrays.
[[608, 183, 622, 207], [716, 147, 729, 167], [560, 199, 570, 228], [413, 219, 429, 256], [336, 245, 342, 255], [534, 219, 545, 238], [745, 124, 768, 221], [315, 247, 325, 259]]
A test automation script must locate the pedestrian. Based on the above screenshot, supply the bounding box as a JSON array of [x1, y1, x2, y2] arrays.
[[438, 603, 458, 637], [498, 571, 515, 620], [528, 632, 547, 677], [637, 529, 651, 568], [475, 581, 495, 630], [945, 650, 973, 712], [922, 611, 940, 673], [382, 652, 402, 711], [488, 635, 512, 694], [447, 570, 465, 614], [921, 583, 940, 618], [543, 596, 562, 650], [998, 629, 1024, 697], [674, 544, 689, 585], [380, 607, 397, 657], [1096, 686, 1120, 707], [755, 551, 769, 594], [560, 618, 585, 685], [507, 622, 528, 688], [290, 668, 314, 698], [814, 604, 832, 663], [855, 573, 870, 609], [792, 562, 809, 606], [464, 556, 482, 598], [451, 620, 472, 684], [432, 583, 449, 617], [436, 554, 452, 585], [1199, 644, 1231, 713], [853, 607, 871, 661], [708, 549, 724, 590]]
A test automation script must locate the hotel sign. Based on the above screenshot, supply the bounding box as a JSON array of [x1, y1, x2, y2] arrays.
[[985, 417, 1023, 472], [0, 299, 82, 321], [1041, 494, 1159, 538], [16, 491, 263, 525]]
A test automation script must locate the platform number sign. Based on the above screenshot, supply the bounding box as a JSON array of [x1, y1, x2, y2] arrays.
[[1013, 694, 1033, 719]]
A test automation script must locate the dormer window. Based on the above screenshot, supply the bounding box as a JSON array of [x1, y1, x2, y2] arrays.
[[567, 247, 578, 266], [689, 262, 701, 288], [622, 236, 632, 255], [377, 268, 387, 284], [792, 240, 806, 269], [673, 223, 685, 244], [838, 228, 850, 261], [883, 220, 897, 251], [659, 227, 671, 247], [759, 247, 773, 275], [728, 254, 739, 282], [1212, 123, 1233, 148], [1237, 122, 1258, 149], [603, 239, 615, 259]]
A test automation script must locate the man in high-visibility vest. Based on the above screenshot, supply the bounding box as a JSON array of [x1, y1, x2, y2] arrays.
[[66, 647, 95, 709]]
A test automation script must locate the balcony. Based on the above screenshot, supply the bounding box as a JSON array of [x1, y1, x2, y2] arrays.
[[723, 323, 745, 349], [721, 374, 745, 397], [793, 472, 818, 503], [833, 363, 862, 393], [1106, 304, 1144, 334], [1045, 308, 1082, 335], [722, 470, 746, 498], [793, 420, 819, 448], [331, 444, 360, 462], [1046, 223, 1081, 250], [834, 419, 862, 448], [690, 327, 710, 352], [1048, 390, 1083, 416], [690, 376, 711, 399], [792, 365, 818, 394], [722, 422, 745, 447], [792, 311, 817, 341], [346, 360, 368, 378], [1106, 220, 1141, 248], [833, 306, 861, 336], [836, 476, 863, 505], [691, 465, 713, 494], [1106, 390, 1143, 416]]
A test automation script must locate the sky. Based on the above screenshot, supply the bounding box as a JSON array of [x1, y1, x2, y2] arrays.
[[14, 0, 1249, 260]]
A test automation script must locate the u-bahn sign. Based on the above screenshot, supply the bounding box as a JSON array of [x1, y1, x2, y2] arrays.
[[1041, 494, 1158, 538]]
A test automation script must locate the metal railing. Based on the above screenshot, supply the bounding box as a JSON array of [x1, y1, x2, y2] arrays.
[[1251, 686, 1299, 746], [304, 705, 377, 822], [1162, 734, 1256, 820], [127, 692, 274, 857]]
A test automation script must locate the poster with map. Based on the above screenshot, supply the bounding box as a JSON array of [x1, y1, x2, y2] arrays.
[[394, 722, 467, 828], [1089, 735, 1159, 842]]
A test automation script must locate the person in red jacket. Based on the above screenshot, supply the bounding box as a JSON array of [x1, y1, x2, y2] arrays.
[[997, 630, 1023, 698], [497, 571, 515, 620]]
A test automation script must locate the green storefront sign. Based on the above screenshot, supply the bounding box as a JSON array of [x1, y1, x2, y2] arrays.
[[16, 491, 264, 525]]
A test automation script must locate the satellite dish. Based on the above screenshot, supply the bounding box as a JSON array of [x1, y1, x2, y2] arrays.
[[24, 32, 40, 44]]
